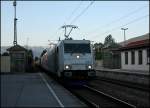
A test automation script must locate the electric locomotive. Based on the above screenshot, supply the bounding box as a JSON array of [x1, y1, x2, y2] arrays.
[[40, 39, 96, 80]]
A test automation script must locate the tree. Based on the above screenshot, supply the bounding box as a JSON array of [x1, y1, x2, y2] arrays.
[[104, 34, 115, 48], [94, 43, 104, 51], [103, 35, 121, 68], [104, 34, 120, 48], [2, 52, 9, 56], [94, 42, 104, 60], [28, 49, 33, 63], [27, 49, 34, 72], [34, 56, 39, 61]]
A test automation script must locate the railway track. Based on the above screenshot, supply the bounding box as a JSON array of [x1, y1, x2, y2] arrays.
[[66, 84, 136, 108], [41, 70, 146, 107], [88, 78, 150, 107]]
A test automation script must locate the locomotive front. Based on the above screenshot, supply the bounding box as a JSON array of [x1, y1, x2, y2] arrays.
[[62, 40, 96, 79]]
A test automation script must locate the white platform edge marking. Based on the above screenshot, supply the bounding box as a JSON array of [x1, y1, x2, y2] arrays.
[[39, 73, 64, 107]]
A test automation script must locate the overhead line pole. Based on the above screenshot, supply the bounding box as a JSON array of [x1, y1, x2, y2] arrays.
[[91, 14, 148, 41], [121, 28, 128, 46], [87, 5, 148, 36], [13, 0, 17, 46]]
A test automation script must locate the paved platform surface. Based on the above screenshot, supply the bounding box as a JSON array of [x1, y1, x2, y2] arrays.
[[95, 68, 149, 86], [1, 72, 86, 107], [95, 67, 149, 75]]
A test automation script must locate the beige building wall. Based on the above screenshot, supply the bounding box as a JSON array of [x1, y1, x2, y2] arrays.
[[121, 49, 149, 71], [1, 56, 10, 72]]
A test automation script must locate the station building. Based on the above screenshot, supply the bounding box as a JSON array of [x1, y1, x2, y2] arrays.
[[119, 33, 149, 71], [7, 45, 28, 72]]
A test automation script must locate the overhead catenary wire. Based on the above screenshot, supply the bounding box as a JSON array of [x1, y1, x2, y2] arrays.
[[70, 1, 95, 25], [62, 2, 95, 50], [64, 1, 83, 24], [61, 1, 84, 39], [51, 1, 94, 40], [87, 5, 148, 36], [61, 1, 95, 40], [63, 1, 94, 40], [50, 1, 83, 41], [92, 14, 149, 42]]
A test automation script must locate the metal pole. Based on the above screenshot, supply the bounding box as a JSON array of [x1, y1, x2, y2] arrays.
[[121, 28, 128, 46], [13, 0, 17, 46]]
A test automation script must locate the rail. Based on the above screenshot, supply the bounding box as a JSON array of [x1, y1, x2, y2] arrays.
[[83, 85, 136, 108]]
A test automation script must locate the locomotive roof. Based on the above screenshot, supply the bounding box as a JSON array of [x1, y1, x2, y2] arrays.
[[56, 39, 91, 47], [62, 39, 90, 44]]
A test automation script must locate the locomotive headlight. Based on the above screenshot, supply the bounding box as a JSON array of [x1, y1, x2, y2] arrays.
[[65, 65, 69, 69], [88, 65, 92, 69], [77, 55, 80, 59], [65, 65, 71, 70]]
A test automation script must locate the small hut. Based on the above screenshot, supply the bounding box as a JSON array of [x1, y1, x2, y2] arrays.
[[7, 45, 28, 72]]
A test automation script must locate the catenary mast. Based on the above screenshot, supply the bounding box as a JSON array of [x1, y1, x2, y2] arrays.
[[13, 0, 17, 45]]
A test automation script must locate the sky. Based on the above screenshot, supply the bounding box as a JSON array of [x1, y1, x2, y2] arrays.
[[1, 1, 149, 46]]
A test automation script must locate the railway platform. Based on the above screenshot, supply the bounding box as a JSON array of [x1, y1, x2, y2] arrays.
[[1, 72, 86, 107], [95, 68, 149, 86], [95, 67, 149, 75]]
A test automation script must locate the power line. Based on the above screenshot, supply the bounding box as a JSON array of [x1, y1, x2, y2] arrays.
[[70, 1, 95, 25], [51, 1, 83, 40], [51, 1, 94, 40], [66, 1, 94, 39], [64, 1, 83, 24], [87, 5, 148, 36], [92, 14, 149, 40]]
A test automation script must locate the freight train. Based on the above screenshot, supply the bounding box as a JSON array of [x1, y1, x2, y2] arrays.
[[40, 39, 96, 80]]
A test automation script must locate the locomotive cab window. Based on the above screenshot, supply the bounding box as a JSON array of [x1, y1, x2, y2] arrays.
[[64, 43, 91, 53], [56, 47, 58, 53]]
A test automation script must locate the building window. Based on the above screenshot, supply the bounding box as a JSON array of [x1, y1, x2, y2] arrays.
[[12, 53, 24, 59], [125, 52, 128, 64], [131, 51, 135, 64], [16, 53, 24, 59], [147, 48, 150, 64], [138, 50, 142, 65]]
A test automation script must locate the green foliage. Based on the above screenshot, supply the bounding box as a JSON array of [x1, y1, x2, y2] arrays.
[[34, 56, 39, 61], [2, 52, 9, 56], [104, 34, 115, 47], [27, 49, 34, 72], [27, 49, 33, 63], [94, 42, 104, 60], [104, 34, 120, 48], [28, 49, 33, 58], [95, 52, 103, 60]]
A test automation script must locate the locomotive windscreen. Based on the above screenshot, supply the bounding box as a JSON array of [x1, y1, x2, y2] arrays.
[[64, 43, 91, 53]]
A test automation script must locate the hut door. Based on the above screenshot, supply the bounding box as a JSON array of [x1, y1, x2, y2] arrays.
[[16, 60, 25, 72]]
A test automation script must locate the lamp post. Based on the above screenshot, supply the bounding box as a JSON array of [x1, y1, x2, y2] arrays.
[[121, 28, 128, 46]]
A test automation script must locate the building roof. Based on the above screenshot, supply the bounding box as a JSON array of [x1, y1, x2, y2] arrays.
[[119, 33, 149, 46], [7, 44, 28, 52], [118, 33, 150, 51], [126, 39, 149, 47]]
